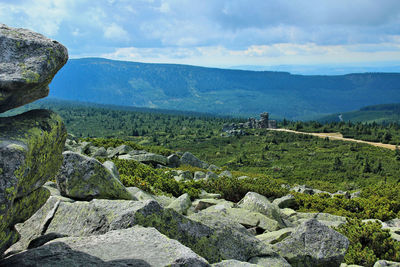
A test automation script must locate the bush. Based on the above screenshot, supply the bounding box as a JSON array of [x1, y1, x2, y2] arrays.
[[335, 219, 400, 267], [113, 159, 201, 198]]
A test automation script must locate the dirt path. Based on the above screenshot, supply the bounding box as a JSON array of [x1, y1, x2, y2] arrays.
[[269, 128, 397, 151]]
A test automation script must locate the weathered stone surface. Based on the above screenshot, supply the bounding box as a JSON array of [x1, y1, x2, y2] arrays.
[[102, 161, 120, 180], [219, 170, 232, 178], [193, 199, 234, 212], [125, 187, 153, 201], [200, 206, 281, 233], [124, 153, 167, 166], [273, 219, 349, 267], [272, 194, 296, 209], [0, 24, 68, 113], [248, 256, 292, 267], [188, 211, 280, 263], [55, 151, 133, 201], [237, 192, 286, 228], [0, 226, 210, 267], [290, 212, 347, 228], [27, 198, 275, 263], [6, 196, 61, 254], [256, 228, 294, 244], [373, 260, 400, 267], [0, 109, 66, 254], [199, 190, 221, 199], [107, 145, 132, 158], [180, 152, 209, 168], [167, 154, 181, 167], [212, 259, 261, 266], [167, 193, 192, 215]]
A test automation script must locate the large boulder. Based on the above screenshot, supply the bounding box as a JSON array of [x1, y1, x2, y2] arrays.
[[0, 24, 68, 113], [180, 152, 209, 169], [374, 260, 400, 267], [273, 219, 349, 267], [0, 226, 210, 267], [188, 211, 284, 263], [120, 152, 167, 166], [18, 198, 276, 263], [55, 151, 133, 201], [199, 206, 281, 233], [237, 192, 286, 228], [0, 109, 66, 254], [167, 193, 192, 215]]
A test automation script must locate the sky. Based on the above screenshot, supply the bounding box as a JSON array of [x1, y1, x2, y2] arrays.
[[1, 0, 400, 71]]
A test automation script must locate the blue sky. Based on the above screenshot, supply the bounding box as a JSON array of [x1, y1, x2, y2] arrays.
[[1, 0, 400, 70]]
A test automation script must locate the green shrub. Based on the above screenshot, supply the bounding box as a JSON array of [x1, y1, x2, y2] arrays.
[[82, 137, 174, 156], [113, 159, 200, 198], [201, 176, 288, 202], [335, 219, 400, 267]]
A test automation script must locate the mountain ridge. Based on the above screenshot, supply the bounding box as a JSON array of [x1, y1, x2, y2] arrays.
[[49, 57, 400, 120]]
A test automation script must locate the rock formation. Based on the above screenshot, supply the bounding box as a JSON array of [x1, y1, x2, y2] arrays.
[[222, 112, 277, 136], [0, 24, 67, 255]]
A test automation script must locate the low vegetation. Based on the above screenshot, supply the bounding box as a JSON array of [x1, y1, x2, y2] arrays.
[[11, 99, 400, 265]]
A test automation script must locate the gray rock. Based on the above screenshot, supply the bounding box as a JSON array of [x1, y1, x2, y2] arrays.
[[237, 192, 286, 228], [291, 212, 347, 228], [238, 176, 249, 180], [180, 152, 209, 169], [188, 211, 283, 263], [383, 218, 400, 228], [176, 170, 193, 181], [219, 170, 232, 178], [350, 191, 361, 199], [248, 256, 292, 267], [273, 219, 349, 267], [206, 171, 219, 180], [167, 154, 181, 167], [256, 228, 294, 244], [125, 187, 153, 201], [272, 194, 296, 209], [125, 153, 167, 166], [194, 171, 206, 180], [0, 226, 210, 267], [153, 195, 176, 207], [103, 161, 120, 180], [192, 199, 234, 212], [200, 207, 281, 233], [55, 151, 133, 201], [0, 24, 68, 113], [92, 147, 107, 157], [208, 164, 220, 171], [6, 196, 62, 254], [0, 109, 66, 254], [107, 145, 133, 158], [374, 260, 400, 267], [212, 259, 261, 266], [167, 193, 192, 215], [199, 190, 221, 199], [38, 198, 277, 263]]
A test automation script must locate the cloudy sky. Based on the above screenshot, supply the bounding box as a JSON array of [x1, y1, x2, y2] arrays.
[[1, 0, 400, 70]]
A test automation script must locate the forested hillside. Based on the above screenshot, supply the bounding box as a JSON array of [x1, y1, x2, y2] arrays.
[[49, 58, 400, 119]]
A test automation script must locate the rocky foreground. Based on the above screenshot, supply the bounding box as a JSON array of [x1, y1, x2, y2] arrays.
[[0, 24, 399, 267]]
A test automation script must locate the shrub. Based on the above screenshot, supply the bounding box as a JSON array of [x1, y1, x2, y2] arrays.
[[335, 219, 400, 267]]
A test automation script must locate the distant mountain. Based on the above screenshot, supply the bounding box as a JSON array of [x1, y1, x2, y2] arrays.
[[49, 58, 400, 120], [317, 103, 400, 123]]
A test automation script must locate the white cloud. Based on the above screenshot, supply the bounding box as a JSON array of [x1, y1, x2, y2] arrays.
[[103, 23, 129, 42]]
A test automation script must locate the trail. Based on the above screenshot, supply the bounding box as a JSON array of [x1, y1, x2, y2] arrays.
[[269, 128, 397, 151]]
